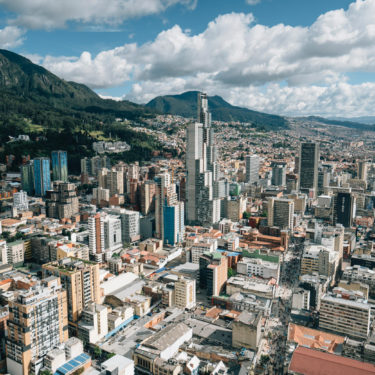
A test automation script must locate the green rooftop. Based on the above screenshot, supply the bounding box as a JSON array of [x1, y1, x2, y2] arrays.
[[241, 249, 279, 264]]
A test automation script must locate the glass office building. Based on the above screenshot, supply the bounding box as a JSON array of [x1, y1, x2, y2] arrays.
[[34, 157, 51, 196], [51, 150, 68, 182]]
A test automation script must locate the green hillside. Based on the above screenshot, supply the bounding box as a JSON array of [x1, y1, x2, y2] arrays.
[[146, 90, 289, 129]]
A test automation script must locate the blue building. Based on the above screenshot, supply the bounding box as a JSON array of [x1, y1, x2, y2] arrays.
[[163, 201, 184, 246], [33, 157, 51, 196], [20, 162, 34, 195], [51, 150, 68, 182]]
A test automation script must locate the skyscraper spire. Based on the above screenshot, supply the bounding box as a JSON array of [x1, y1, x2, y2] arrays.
[[186, 92, 220, 226]]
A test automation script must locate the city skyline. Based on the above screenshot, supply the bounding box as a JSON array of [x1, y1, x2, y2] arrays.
[[1, 1, 375, 374]]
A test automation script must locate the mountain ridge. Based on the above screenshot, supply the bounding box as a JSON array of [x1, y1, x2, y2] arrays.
[[0, 49, 373, 132], [146, 90, 289, 129], [0, 49, 151, 119]]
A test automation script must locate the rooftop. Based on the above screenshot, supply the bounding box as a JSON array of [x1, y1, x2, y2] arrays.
[[288, 323, 344, 354], [142, 322, 191, 352], [289, 346, 375, 375]]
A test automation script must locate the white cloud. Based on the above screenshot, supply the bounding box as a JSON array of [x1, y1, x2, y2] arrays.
[[0, 26, 25, 48], [226, 82, 375, 117], [246, 0, 261, 5], [42, 49, 134, 88], [29, 0, 375, 116], [0, 0, 197, 29], [121, 78, 375, 118]]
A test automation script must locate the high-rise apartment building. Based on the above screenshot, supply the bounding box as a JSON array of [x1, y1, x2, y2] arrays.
[[163, 201, 185, 246], [103, 215, 122, 253], [33, 157, 51, 196], [6, 240, 24, 267], [199, 252, 228, 297], [98, 168, 124, 197], [106, 208, 140, 244], [186, 92, 220, 226], [51, 150, 68, 182], [334, 192, 356, 228], [20, 162, 34, 195], [271, 162, 286, 186], [88, 213, 105, 261], [13, 190, 28, 211], [174, 276, 196, 310], [319, 294, 370, 339], [92, 187, 110, 205], [246, 155, 260, 184], [358, 160, 368, 181], [81, 156, 110, 177], [299, 142, 319, 197], [224, 196, 247, 222], [46, 182, 79, 219], [267, 197, 295, 231], [6, 278, 68, 375], [155, 172, 178, 240], [140, 180, 156, 215], [43, 258, 100, 330]]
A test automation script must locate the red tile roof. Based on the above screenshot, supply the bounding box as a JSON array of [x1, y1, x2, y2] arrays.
[[288, 324, 344, 353], [289, 346, 375, 375]]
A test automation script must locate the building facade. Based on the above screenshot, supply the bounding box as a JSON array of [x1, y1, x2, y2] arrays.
[[42, 258, 100, 330], [51, 150, 68, 182], [319, 294, 370, 340], [186, 92, 220, 226], [268, 198, 295, 231], [163, 202, 185, 246], [33, 157, 51, 196], [6, 278, 68, 375], [246, 155, 260, 184], [174, 276, 196, 310], [299, 142, 319, 197]]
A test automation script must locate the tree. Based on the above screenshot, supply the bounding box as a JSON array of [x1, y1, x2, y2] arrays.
[[94, 346, 102, 359], [243, 211, 251, 220], [260, 354, 270, 367], [1, 231, 11, 241], [227, 267, 235, 278]]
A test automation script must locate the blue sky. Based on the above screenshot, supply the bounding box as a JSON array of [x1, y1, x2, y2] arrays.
[[0, 0, 374, 117]]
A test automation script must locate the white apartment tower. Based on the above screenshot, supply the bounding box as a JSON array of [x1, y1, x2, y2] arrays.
[[89, 213, 122, 262], [107, 207, 140, 244], [103, 215, 122, 253], [88, 213, 105, 261], [246, 155, 260, 184], [13, 190, 28, 211], [174, 276, 196, 310], [186, 92, 220, 226]]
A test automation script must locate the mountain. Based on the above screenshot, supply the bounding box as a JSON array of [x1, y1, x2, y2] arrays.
[[0, 49, 151, 119], [329, 116, 375, 125], [0, 49, 160, 174], [298, 116, 375, 131], [146, 91, 289, 129]]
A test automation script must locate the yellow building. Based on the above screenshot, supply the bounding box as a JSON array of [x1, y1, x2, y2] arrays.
[[42, 258, 100, 330], [6, 277, 68, 375]]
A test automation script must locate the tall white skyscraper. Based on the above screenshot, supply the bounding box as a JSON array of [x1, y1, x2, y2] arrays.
[[88, 213, 122, 262], [245, 155, 260, 184], [186, 93, 220, 226]]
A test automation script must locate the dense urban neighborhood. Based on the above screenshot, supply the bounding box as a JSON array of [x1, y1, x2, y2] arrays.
[[1, 88, 375, 375], [1, 0, 375, 374]]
